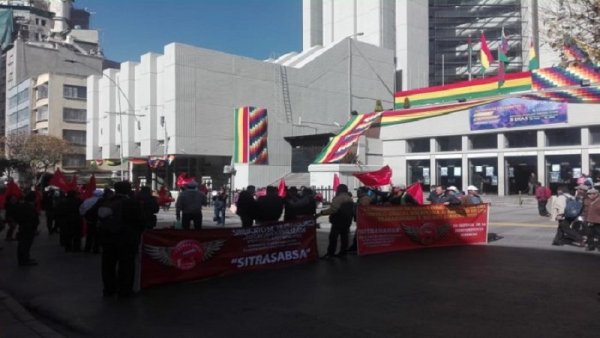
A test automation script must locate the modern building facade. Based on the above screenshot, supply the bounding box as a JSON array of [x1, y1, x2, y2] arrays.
[[86, 40, 394, 189], [302, 0, 558, 91]]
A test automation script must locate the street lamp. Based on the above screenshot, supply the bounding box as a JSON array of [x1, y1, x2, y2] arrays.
[[160, 115, 170, 189], [348, 32, 364, 115], [65, 59, 133, 180]]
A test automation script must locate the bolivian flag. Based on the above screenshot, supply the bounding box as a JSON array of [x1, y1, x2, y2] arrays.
[[480, 32, 494, 72], [528, 40, 539, 70]]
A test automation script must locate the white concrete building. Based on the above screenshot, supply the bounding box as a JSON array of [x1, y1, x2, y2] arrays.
[[86, 40, 394, 189]]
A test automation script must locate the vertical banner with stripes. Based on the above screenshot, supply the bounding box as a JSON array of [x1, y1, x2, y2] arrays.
[[234, 106, 268, 164]]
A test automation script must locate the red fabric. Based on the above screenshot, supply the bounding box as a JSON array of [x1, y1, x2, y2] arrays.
[[0, 193, 5, 209], [158, 186, 174, 206], [333, 174, 340, 192], [68, 174, 78, 192], [5, 181, 23, 200], [48, 169, 69, 192], [176, 173, 196, 188], [356, 204, 489, 255], [353, 165, 392, 187], [278, 179, 286, 198], [140, 219, 318, 289], [82, 175, 97, 200], [405, 182, 424, 205]]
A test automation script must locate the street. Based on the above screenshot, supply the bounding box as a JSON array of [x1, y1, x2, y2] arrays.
[[1, 202, 599, 337]]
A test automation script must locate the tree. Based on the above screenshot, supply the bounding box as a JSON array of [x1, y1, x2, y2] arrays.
[[541, 0, 600, 64], [1, 133, 73, 180]]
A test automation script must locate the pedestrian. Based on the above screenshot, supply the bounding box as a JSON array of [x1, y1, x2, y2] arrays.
[[236, 185, 257, 227], [97, 181, 144, 298], [440, 186, 463, 206], [348, 186, 373, 253], [462, 185, 483, 204], [42, 188, 59, 234], [386, 184, 417, 205], [283, 187, 300, 221], [137, 186, 159, 229], [427, 185, 445, 204], [572, 184, 589, 235], [80, 189, 104, 254], [582, 188, 600, 251], [175, 181, 207, 230], [550, 185, 585, 246], [15, 192, 40, 266], [4, 195, 19, 241], [55, 190, 83, 252], [534, 182, 552, 216], [318, 184, 355, 259], [212, 188, 227, 225], [255, 186, 284, 224], [528, 172, 537, 195]]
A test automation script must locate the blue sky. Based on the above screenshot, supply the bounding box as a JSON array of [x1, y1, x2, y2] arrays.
[[75, 0, 302, 63]]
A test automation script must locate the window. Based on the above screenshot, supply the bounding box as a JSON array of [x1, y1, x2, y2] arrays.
[[63, 129, 86, 145], [590, 127, 600, 144], [546, 128, 581, 146], [62, 154, 86, 168], [37, 106, 49, 121], [63, 108, 86, 123], [37, 83, 48, 100], [407, 138, 430, 153], [436, 136, 462, 152], [469, 133, 497, 150], [63, 85, 87, 99], [505, 130, 537, 148]]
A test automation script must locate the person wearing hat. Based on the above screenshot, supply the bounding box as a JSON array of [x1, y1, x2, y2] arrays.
[[441, 186, 462, 206], [175, 180, 207, 230], [550, 185, 585, 247], [583, 188, 600, 251], [462, 185, 482, 205]]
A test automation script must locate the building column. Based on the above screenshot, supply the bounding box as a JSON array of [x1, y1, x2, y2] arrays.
[[497, 152, 505, 196], [537, 151, 546, 186], [582, 128, 590, 174]]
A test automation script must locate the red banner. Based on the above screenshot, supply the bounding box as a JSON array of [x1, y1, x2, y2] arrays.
[[140, 218, 318, 288], [356, 204, 489, 255]]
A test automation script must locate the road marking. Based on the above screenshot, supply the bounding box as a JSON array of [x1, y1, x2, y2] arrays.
[[490, 222, 556, 228]]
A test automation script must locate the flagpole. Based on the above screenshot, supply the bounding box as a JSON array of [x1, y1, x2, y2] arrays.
[[468, 35, 472, 81], [442, 54, 445, 85]]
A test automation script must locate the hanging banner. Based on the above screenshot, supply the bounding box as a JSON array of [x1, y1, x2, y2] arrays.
[[356, 204, 489, 256], [233, 106, 268, 164], [140, 218, 318, 289], [469, 97, 567, 130]]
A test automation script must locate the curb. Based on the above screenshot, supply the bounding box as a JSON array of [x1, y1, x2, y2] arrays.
[[0, 290, 64, 338]]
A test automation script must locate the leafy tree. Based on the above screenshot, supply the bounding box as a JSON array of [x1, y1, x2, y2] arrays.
[[541, 0, 600, 64]]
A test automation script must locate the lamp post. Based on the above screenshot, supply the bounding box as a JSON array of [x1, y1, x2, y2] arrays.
[[348, 32, 364, 115], [160, 115, 170, 189], [65, 59, 133, 180]]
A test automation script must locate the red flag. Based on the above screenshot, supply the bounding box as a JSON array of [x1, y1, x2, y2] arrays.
[[278, 178, 286, 198], [68, 174, 78, 192], [405, 182, 424, 205], [333, 174, 340, 192], [176, 172, 196, 188], [82, 174, 97, 199], [48, 168, 69, 192], [353, 165, 392, 187], [5, 180, 23, 200]]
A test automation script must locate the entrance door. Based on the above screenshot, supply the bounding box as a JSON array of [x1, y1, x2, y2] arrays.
[[437, 159, 462, 190], [468, 158, 498, 194], [407, 159, 430, 191], [546, 154, 581, 193], [504, 156, 537, 195]]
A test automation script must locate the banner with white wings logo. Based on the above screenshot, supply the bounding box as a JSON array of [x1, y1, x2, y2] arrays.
[[356, 204, 489, 256], [140, 218, 318, 288]]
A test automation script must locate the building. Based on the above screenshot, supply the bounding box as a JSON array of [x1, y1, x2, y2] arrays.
[[86, 40, 394, 189], [302, 0, 559, 91]]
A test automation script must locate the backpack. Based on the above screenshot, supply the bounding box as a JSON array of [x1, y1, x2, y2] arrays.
[[564, 197, 583, 221], [98, 197, 125, 233]]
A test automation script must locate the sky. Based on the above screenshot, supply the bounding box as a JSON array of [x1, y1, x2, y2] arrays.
[[75, 0, 302, 63]]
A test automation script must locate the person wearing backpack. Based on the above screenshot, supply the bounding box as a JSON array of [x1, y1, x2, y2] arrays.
[[98, 181, 144, 298], [550, 185, 585, 247]]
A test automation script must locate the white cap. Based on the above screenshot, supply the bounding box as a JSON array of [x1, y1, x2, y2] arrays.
[[467, 185, 478, 191], [447, 186, 458, 192]]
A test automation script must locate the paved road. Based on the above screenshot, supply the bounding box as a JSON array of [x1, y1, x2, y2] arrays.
[[1, 203, 599, 337]]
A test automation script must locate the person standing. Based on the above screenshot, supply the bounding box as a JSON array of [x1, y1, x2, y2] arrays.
[[137, 186, 159, 230], [550, 185, 585, 246], [534, 182, 552, 216], [236, 185, 257, 228], [427, 185, 445, 204], [255, 186, 284, 225], [55, 190, 83, 252], [583, 189, 600, 251], [440, 186, 463, 206], [15, 192, 40, 266], [318, 184, 355, 259], [212, 188, 227, 226], [80, 189, 104, 253], [387, 184, 418, 205], [462, 186, 483, 204], [98, 181, 144, 298], [528, 172, 537, 195], [175, 181, 207, 230]]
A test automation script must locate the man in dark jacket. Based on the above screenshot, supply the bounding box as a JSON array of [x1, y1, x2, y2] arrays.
[[256, 186, 284, 224], [15, 192, 40, 266], [175, 181, 207, 230], [236, 185, 257, 227], [318, 184, 355, 259], [98, 181, 144, 298]]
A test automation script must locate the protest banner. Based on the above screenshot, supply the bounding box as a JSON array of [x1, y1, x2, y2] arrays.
[[140, 218, 318, 288], [356, 204, 489, 255]]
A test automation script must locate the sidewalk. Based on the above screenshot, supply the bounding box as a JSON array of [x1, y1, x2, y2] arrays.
[[0, 290, 63, 338]]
